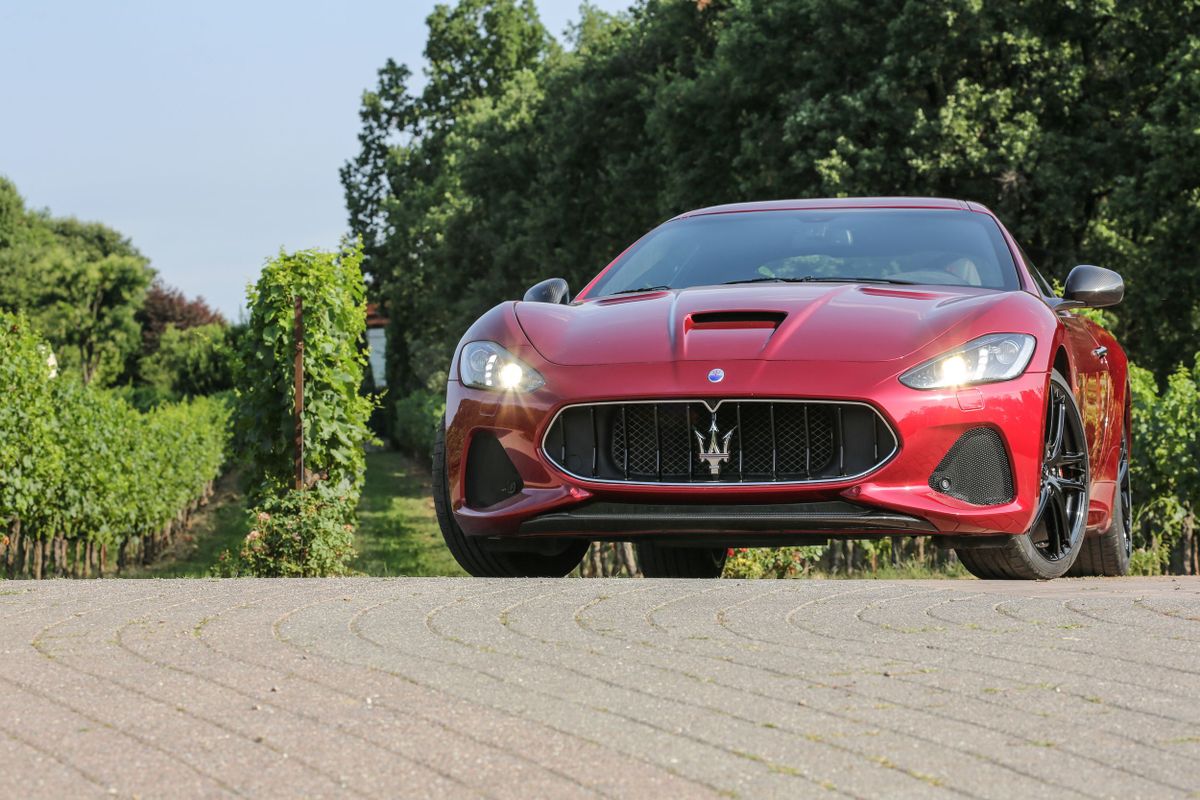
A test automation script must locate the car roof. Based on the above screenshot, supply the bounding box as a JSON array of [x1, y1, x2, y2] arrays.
[[672, 197, 992, 220]]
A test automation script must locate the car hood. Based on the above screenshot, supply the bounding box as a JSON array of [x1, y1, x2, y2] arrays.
[[515, 284, 1008, 365]]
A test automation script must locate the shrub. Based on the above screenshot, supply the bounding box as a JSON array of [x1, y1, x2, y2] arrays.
[[724, 547, 826, 579], [1128, 356, 1200, 574], [218, 486, 357, 578], [393, 389, 444, 461]]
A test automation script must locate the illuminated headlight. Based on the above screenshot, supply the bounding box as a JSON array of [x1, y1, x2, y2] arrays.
[[899, 333, 1036, 390], [459, 341, 545, 392]]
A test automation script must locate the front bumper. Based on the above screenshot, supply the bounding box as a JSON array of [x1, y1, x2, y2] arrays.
[[445, 358, 1047, 541]]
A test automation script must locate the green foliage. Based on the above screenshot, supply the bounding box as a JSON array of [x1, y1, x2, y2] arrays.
[[0, 177, 155, 386], [344, 0, 1200, 426], [0, 311, 229, 570], [233, 241, 375, 504], [139, 323, 235, 402], [1127, 357, 1200, 573], [393, 389, 445, 461], [215, 486, 357, 578], [724, 547, 825, 579], [0, 313, 62, 529], [135, 278, 226, 357], [231, 242, 375, 577]]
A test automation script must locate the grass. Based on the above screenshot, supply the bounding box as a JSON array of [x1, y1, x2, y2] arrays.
[[350, 450, 465, 577], [130, 450, 463, 578]]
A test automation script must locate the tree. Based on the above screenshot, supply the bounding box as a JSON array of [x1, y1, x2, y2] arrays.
[[421, 0, 552, 123], [42, 247, 153, 385], [139, 322, 234, 401], [0, 180, 155, 385], [136, 279, 226, 356], [345, 0, 1200, 397], [341, 0, 553, 395]]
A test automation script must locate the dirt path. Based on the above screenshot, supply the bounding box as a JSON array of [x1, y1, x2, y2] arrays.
[[1, 577, 1198, 798]]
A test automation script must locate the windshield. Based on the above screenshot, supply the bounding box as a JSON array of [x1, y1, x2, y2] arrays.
[[588, 208, 1019, 296]]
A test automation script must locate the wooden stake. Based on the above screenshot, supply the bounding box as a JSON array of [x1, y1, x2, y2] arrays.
[[293, 295, 305, 490], [5, 519, 17, 579]]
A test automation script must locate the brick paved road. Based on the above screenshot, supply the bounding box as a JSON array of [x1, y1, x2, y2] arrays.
[[1, 577, 1198, 798]]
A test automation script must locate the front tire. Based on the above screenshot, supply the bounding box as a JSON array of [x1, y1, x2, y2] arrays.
[[433, 420, 587, 578], [635, 543, 727, 578], [956, 370, 1090, 580]]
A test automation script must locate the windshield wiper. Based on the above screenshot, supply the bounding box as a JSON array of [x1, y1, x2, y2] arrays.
[[609, 284, 673, 295], [797, 276, 917, 285], [723, 276, 916, 286], [721, 276, 809, 285]]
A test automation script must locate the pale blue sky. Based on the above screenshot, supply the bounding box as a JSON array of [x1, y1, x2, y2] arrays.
[[0, 1, 629, 319]]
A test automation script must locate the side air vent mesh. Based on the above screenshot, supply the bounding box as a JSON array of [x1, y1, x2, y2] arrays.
[[928, 427, 1014, 506], [465, 431, 523, 509]]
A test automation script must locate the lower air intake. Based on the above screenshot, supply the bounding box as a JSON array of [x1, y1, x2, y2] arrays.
[[465, 431, 523, 509], [929, 427, 1014, 506]]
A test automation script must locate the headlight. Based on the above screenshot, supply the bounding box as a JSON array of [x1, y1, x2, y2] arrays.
[[459, 341, 545, 392], [899, 333, 1036, 390]]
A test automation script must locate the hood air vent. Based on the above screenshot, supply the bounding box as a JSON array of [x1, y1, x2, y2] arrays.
[[686, 311, 786, 330]]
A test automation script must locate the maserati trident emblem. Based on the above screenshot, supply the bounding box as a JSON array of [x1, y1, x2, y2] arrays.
[[707, 368, 725, 383], [694, 412, 737, 475]]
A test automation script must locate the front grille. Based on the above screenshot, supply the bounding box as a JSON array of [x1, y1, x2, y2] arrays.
[[542, 400, 897, 485], [928, 427, 1014, 505]]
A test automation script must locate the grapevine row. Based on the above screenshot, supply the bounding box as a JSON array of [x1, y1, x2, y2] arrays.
[[1, 312, 229, 578]]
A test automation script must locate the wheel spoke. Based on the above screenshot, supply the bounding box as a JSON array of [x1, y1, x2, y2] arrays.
[[1057, 477, 1087, 495], [1049, 485, 1071, 559], [1048, 394, 1066, 462], [1055, 450, 1086, 470], [1119, 435, 1132, 553], [1033, 482, 1052, 525], [1030, 378, 1090, 567], [1043, 394, 1056, 457]]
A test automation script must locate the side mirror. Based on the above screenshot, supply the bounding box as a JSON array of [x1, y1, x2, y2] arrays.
[[1063, 264, 1124, 308], [523, 277, 570, 304]]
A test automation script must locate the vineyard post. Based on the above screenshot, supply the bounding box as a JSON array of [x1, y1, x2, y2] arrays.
[[293, 294, 305, 490], [5, 518, 17, 579]]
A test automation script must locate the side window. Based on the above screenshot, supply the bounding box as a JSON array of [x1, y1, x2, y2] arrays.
[[1018, 243, 1056, 297]]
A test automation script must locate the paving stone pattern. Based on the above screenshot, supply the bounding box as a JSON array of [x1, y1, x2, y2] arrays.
[[1, 577, 1198, 798]]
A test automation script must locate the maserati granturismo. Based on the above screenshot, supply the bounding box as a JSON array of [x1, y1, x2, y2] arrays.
[[433, 198, 1129, 580]]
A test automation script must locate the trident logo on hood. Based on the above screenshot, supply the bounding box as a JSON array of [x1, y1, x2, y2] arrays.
[[694, 412, 737, 475]]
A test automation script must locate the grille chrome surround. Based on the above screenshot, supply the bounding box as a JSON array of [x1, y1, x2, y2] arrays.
[[541, 399, 899, 486]]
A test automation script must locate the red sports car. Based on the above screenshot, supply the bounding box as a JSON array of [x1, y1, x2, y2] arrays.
[[434, 198, 1129, 580]]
